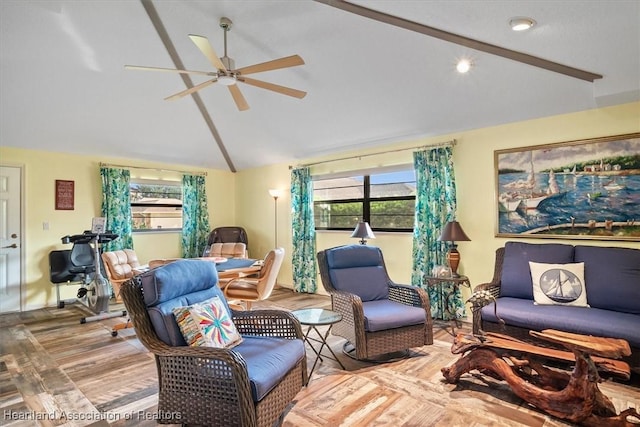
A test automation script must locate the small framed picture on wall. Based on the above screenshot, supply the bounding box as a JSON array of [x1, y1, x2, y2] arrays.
[[55, 180, 74, 210]]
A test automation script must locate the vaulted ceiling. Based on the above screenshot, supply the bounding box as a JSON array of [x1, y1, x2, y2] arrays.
[[2, 1, 639, 172]]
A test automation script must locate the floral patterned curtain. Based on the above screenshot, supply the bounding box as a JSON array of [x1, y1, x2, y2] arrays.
[[181, 174, 210, 258], [411, 147, 461, 320], [290, 167, 317, 293], [100, 167, 133, 251]]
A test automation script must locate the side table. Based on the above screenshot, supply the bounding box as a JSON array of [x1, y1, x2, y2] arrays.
[[424, 275, 471, 334], [292, 308, 346, 385]]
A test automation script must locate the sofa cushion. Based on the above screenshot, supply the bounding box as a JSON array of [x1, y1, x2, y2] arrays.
[[530, 262, 588, 307], [361, 300, 427, 332], [575, 245, 640, 315], [234, 336, 305, 402], [481, 297, 640, 348], [501, 242, 574, 299], [326, 245, 389, 301]]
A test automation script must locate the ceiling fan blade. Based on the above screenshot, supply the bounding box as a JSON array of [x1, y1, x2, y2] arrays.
[[189, 34, 227, 71], [227, 85, 250, 111], [236, 55, 305, 76], [125, 65, 215, 77], [239, 77, 307, 99], [164, 79, 217, 101]]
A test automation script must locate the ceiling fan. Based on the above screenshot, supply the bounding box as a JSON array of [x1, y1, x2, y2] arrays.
[[125, 17, 306, 111]]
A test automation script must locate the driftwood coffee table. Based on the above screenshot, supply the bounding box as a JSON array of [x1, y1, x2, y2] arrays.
[[441, 329, 639, 426]]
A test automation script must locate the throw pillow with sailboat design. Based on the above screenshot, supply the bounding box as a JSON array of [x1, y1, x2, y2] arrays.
[[529, 262, 589, 307]]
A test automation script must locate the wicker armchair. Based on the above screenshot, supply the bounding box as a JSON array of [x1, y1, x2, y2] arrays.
[[317, 245, 433, 360], [120, 259, 306, 427]]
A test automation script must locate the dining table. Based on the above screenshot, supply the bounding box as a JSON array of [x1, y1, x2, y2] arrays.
[[147, 257, 262, 279], [213, 257, 262, 279]]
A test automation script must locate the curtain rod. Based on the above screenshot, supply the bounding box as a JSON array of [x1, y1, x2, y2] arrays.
[[99, 162, 207, 176], [289, 139, 456, 169]]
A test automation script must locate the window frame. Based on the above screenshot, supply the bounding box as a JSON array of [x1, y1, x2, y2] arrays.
[[313, 169, 416, 233], [130, 179, 183, 233]]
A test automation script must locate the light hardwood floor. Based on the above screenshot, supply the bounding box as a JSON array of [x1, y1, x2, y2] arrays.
[[1, 288, 638, 426]]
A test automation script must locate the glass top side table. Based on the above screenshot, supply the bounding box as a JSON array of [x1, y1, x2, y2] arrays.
[[424, 275, 471, 335], [292, 308, 346, 384]]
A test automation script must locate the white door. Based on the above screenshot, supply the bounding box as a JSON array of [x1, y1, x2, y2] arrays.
[[0, 166, 22, 313]]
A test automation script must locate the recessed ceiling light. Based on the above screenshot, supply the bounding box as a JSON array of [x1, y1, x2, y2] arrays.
[[510, 17, 536, 31], [456, 59, 472, 74]]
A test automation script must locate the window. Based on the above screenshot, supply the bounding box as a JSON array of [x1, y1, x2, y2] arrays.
[[313, 169, 416, 232], [130, 180, 182, 231]]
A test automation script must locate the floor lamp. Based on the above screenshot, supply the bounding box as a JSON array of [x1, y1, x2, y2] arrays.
[[268, 189, 282, 247]]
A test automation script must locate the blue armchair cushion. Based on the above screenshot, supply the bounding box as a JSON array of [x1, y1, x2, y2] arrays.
[[575, 245, 640, 315], [234, 336, 305, 402], [481, 296, 640, 348], [361, 300, 427, 332], [500, 242, 574, 299], [325, 245, 389, 301], [139, 260, 229, 346]]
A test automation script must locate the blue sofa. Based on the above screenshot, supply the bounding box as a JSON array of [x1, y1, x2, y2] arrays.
[[473, 242, 640, 371]]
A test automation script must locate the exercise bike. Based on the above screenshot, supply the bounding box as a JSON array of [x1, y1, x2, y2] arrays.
[[61, 231, 127, 324]]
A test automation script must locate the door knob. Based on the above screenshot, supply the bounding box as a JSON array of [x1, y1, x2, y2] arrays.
[[2, 244, 18, 249]]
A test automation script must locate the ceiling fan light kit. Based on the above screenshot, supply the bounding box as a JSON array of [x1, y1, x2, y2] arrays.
[[509, 17, 536, 31], [125, 16, 306, 111], [217, 74, 237, 86]]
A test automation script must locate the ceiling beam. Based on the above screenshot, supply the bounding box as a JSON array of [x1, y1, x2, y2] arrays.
[[313, 0, 602, 82], [140, 0, 237, 172]]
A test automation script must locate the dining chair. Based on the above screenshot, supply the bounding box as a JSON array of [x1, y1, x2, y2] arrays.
[[205, 242, 248, 258], [102, 249, 144, 301], [208, 226, 249, 255], [221, 247, 284, 310], [102, 249, 146, 336]]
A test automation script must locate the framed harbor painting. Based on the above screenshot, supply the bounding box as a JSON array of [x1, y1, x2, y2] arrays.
[[495, 133, 640, 241]]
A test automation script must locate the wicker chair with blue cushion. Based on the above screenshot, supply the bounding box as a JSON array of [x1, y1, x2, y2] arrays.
[[317, 245, 433, 360], [120, 259, 306, 427]]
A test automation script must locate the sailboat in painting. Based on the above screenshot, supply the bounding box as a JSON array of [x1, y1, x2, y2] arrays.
[[604, 179, 626, 191], [500, 151, 562, 210]]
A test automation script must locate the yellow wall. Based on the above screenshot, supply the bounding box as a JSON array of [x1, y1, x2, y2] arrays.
[[455, 102, 640, 303], [2, 101, 639, 311], [0, 147, 236, 310], [236, 101, 640, 307]]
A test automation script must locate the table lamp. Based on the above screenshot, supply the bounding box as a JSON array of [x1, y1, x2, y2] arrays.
[[351, 221, 375, 245], [438, 221, 471, 277]]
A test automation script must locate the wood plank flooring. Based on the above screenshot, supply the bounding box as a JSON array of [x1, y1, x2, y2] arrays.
[[1, 288, 638, 426]]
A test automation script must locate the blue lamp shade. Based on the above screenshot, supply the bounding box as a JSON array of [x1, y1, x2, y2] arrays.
[[351, 222, 375, 245]]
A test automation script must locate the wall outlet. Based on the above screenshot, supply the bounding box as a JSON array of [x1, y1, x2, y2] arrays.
[[43, 221, 49, 231]]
